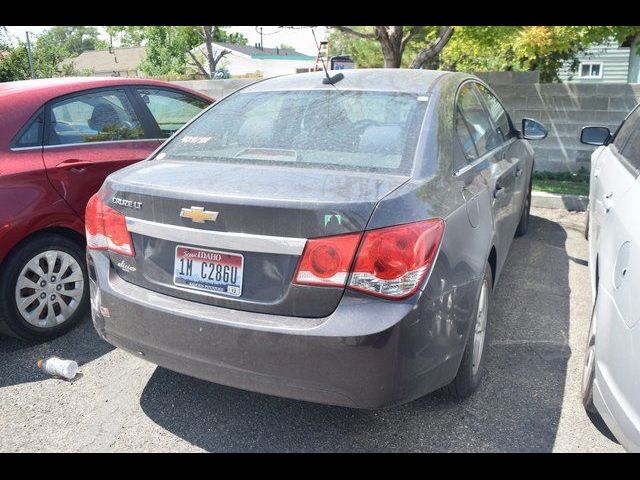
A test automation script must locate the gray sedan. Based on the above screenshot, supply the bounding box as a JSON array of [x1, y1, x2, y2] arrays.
[[85, 69, 546, 408]]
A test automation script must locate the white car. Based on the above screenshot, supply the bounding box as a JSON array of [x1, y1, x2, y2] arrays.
[[581, 104, 640, 452]]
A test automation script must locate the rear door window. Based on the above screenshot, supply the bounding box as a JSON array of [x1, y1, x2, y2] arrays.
[[135, 88, 210, 138], [475, 84, 514, 142], [455, 105, 479, 162], [46, 89, 144, 145], [13, 110, 44, 148], [456, 83, 502, 158]]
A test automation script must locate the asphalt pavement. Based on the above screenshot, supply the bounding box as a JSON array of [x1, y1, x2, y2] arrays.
[[0, 208, 624, 452]]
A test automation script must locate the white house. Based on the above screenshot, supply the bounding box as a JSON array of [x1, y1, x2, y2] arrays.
[[558, 37, 640, 84], [189, 42, 316, 78]]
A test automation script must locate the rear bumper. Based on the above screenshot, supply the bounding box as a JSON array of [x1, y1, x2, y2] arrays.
[[88, 251, 479, 408], [593, 380, 640, 453]]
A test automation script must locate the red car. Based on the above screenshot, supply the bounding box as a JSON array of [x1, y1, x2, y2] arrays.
[[0, 77, 212, 341]]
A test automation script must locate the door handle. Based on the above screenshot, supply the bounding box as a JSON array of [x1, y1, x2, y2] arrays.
[[603, 192, 614, 212], [494, 184, 506, 199], [515, 167, 523, 178], [55, 159, 93, 169]]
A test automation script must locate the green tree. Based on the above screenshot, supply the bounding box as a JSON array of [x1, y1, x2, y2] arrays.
[[330, 26, 454, 68], [0, 45, 30, 82], [0, 26, 108, 81], [105, 26, 248, 78], [329, 26, 640, 82], [142, 26, 201, 77], [104, 26, 147, 47], [37, 26, 107, 57], [0, 26, 11, 50]]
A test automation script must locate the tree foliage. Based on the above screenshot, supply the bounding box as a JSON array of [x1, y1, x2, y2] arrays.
[[330, 26, 453, 68], [0, 26, 107, 81], [330, 26, 640, 82], [105, 26, 248, 78], [0, 26, 11, 50]]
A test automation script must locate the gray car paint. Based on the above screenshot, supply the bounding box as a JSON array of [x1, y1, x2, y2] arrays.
[[88, 69, 535, 408]]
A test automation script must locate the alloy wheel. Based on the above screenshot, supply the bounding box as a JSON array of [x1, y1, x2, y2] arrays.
[[14, 250, 84, 328]]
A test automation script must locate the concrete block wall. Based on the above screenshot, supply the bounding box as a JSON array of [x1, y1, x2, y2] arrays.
[[174, 74, 640, 172], [491, 82, 640, 171]]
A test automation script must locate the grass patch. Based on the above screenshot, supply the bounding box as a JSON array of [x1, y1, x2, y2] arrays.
[[532, 168, 590, 196]]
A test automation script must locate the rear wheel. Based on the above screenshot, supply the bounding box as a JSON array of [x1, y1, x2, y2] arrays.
[[0, 233, 88, 341], [582, 302, 598, 413], [444, 262, 492, 398]]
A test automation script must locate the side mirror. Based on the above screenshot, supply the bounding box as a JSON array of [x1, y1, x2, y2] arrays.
[[522, 118, 548, 140], [580, 126, 611, 146]]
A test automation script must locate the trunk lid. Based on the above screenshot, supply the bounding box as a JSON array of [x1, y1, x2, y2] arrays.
[[104, 159, 409, 317]]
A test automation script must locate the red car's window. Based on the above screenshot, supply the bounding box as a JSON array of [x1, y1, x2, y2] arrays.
[[47, 89, 144, 146], [14, 111, 44, 148], [135, 88, 209, 138]]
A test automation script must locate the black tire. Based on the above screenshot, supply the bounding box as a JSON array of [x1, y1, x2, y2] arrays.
[[444, 262, 493, 398], [581, 302, 598, 413], [515, 177, 532, 237], [0, 233, 88, 342]]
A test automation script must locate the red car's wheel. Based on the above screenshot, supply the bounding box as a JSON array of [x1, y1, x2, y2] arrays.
[[0, 233, 88, 341]]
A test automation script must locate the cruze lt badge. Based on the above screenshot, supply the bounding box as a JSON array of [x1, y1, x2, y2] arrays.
[[112, 197, 142, 209]]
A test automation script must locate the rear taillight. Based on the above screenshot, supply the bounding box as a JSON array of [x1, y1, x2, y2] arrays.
[[85, 193, 134, 257], [293, 232, 362, 287], [348, 219, 444, 299], [293, 219, 444, 299]]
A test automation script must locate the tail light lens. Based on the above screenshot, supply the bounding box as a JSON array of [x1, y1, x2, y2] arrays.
[[85, 193, 135, 257], [293, 232, 362, 287], [293, 219, 444, 299], [348, 219, 445, 299]]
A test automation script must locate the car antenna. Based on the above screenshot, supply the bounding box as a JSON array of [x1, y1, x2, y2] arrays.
[[312, 29, 344, 86]]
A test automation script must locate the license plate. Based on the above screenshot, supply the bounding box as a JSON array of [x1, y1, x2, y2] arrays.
[[173, 245, 243, 297]]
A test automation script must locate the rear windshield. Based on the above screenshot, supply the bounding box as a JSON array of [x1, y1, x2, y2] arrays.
[[158, 89, 428, 174]]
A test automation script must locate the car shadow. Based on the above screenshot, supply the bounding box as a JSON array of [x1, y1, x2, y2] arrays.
[[0, 316, 114, 389], [138, 214, 576, 451]]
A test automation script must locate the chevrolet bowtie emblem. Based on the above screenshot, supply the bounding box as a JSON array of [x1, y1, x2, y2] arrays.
[[180, 206, 219, 223]]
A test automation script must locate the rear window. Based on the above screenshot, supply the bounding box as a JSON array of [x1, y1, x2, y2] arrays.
[[157, 89, 428, 174]]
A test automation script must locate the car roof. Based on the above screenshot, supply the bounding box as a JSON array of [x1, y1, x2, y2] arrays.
[[0, 76, 211, 101], [242, 68, 452, 95]]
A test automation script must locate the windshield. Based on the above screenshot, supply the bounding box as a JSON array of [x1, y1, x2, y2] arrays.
[[158, 89, 428, 174]]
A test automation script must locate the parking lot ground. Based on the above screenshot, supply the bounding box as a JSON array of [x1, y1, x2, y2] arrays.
[[0, 208, 624, 452]]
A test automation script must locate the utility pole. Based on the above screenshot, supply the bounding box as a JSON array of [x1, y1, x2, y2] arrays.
[[25, 31, 35, 79]]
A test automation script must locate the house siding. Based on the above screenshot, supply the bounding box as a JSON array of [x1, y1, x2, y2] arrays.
[[629, 37, 640, 84], [558, 42, 630, 83]]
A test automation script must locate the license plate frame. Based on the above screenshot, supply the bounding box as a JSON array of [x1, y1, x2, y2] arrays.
[[173, 245, 244, 298]]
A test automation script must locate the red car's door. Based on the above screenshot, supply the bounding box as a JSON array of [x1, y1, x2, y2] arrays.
[[42, 88, 162, 218]]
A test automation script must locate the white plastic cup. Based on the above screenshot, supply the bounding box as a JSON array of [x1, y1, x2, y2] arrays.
[[37, 357, 78, 380]]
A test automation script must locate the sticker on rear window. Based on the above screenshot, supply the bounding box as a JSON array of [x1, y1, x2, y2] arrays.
[[181, 136, 212, 144]]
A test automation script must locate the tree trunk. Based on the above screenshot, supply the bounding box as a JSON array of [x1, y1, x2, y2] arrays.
[[375, 26, 403, 68], [381, 46, 402, 68], [202, 26, 215, 79], [409, 26, 454, 69]]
